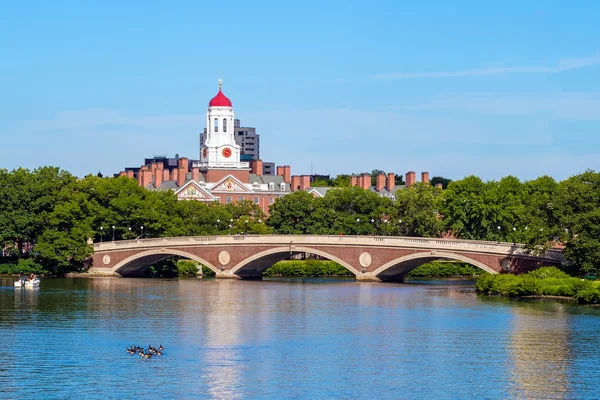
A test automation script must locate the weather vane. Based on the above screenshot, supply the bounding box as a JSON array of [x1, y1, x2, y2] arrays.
[[218, 73, 223, 89]]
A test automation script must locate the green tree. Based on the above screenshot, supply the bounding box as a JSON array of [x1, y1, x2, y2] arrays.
[[554, 170, 600, 276], [331, 174, 351, 187], [266, 191, 316, 234], [393, 182, 443, 237], [430, 176, 451, 189]]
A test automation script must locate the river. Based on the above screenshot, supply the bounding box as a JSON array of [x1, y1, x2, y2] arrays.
[[1, 276, 600, 399]]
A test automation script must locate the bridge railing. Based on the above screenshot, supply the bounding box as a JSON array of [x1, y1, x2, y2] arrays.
[[93, 234, 564, 261]]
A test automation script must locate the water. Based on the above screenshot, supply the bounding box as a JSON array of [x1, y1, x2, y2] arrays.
[[2, 276, 600, 399]]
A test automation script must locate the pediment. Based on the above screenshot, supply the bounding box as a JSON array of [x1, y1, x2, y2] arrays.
[[175, 180, 216, 201], [211, 175, 253, 193]]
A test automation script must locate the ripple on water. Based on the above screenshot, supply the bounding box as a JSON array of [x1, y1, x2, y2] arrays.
[[2, 277, 600, 399]]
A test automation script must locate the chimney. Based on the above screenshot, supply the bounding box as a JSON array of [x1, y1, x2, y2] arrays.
[[154, 163, 164, 188], [178, 157, 189, 172], [177, 166, 186, 187], [119, 171, 127, 177], [435, 183, 443, 189], [376, 173, 385, 191], [126, 170, 134, 179], [351, 175, 358, 187], [192, 167, 200, 182], [300, 175, 311, 190], [163, 168, 170, 182], [291, 175, 301, 191], [421, 171, 430, 184], [250, 159, 263, 176], [138, 166, 151, 187], [150, 163, 157, 178], [283, 166, 291, 184], [171, 168, 178, 182], [144, 168, 152, 187], [406, 171, 416, 188], [362, 173, 371, 190], [276, 166, 284, 176], [154, 167, 163, 188], [387, 172, 395, 192]]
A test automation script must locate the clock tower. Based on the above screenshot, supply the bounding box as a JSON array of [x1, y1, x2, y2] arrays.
[[198, 77, 245, 169]]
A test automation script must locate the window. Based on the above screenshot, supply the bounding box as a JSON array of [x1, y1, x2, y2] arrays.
[[269, 197, 274, 204], [226, 196, 232, 204], [223, 118, 227, 132], [254, 196, 259, 204], [280, 183, 286, 191], [214, 118, 218, 132], [238, 196, 244, 202], [268, 182, 274, 191]]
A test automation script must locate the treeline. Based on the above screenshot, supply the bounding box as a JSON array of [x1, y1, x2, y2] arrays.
[[0, 167, 267, 275], [267, 171, 600, 276], [1, 167, 599, 276]]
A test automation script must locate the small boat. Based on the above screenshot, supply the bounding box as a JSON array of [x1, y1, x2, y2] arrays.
[[14, 277, 40, 288]]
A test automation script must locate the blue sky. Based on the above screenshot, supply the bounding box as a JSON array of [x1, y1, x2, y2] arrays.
[[1, 0, 599, 181]]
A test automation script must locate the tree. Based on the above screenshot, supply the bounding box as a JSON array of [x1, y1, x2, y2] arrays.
[[266, 191, 316, 234], [330, 174, 351, 187], [430, 176, 451, 189], [310, 179, 331, 187], [393, 183, 443, 237], [554, 170, 600, 276]]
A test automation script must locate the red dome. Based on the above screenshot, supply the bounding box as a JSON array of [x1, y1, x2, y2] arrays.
[[209, 88, 232, 107]]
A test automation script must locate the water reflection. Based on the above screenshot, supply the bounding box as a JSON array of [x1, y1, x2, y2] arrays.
[[507, 301, 571, 398], [1, 277, 600, 399]]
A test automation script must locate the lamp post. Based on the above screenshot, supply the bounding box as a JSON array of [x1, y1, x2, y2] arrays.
[[112, 225, 115, 241], [141, 226, 144, 238], [128, 226, 132, 239], [100, 227, 104, 242]]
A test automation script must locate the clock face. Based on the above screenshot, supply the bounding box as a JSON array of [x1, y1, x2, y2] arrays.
[[202, 148, 207, 158], [222, 147, 232, 158]]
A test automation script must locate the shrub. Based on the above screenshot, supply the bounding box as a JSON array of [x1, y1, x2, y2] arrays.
[[0, 258, 48, 275], [263, 260, 352, 277], [526, 267, 570, 280], [407, 262, 483, 277], [177, 260, 200, 277], [574, 289, 600, 304]]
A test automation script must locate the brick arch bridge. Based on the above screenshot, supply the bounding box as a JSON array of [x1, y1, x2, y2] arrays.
[[89, 235, 564, 282]]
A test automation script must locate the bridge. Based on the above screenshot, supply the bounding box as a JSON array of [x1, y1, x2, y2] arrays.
[[89, 235, 564, 281]]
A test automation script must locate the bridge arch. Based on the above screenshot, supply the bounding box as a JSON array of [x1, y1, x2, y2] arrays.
[[371, 251, 498, 281], [111, 249, 220, 277], [230, 246, 360, 279]]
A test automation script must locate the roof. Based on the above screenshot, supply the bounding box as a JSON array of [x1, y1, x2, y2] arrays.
[[208, 88, 232, 107]]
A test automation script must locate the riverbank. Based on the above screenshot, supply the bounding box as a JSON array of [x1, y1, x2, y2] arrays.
[[476, 267, 600, 304]]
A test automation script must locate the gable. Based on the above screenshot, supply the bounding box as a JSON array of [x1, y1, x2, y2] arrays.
[[175, 180, 216, 201], [210, 174, 253, 193], [306, 188, 325, 198]]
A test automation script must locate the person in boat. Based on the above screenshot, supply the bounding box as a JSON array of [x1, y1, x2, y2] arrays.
[[29, 273, 35, 281]]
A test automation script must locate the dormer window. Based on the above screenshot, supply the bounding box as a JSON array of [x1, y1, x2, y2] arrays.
[[268, 182, 274, 191], [280, 183, 286, 191]]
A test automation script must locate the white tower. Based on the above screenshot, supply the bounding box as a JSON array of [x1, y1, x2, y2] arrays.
[[198, 77, 245, 169]]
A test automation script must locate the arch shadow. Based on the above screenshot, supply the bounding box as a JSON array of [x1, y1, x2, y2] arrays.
[[112, 249, 220, 277], [229, 246, 361, 279], [372, 251, 498, 282]]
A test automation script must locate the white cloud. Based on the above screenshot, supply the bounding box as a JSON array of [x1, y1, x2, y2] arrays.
[[372, 52, 600, 79]]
